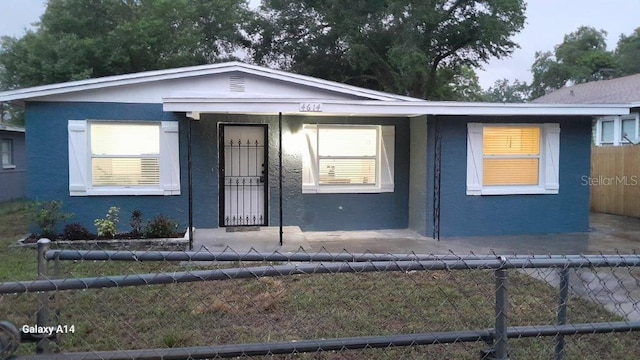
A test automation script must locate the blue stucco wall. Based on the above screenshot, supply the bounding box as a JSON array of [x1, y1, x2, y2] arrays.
[[430, 116, 592, 237], [203, 114, 410, 231], [25, 102, 410, 233], [25, 102, 195, 233], [289, 115, 410, 231]]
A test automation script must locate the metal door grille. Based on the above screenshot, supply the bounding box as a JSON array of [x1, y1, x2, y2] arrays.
[[219, 125, 267, 226]]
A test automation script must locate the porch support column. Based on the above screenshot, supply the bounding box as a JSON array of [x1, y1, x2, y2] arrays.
[[279, 112, 283, 246], [187, 112, 200, 250]]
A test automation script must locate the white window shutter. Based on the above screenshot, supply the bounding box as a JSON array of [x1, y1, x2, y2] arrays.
[[466, 123, 483, 195], [160, 121, 181, 195], [543, 123, 560, 192], [68, 120, 89, 196], [380, 125, 395, 192], [302, 124, 318, 193]]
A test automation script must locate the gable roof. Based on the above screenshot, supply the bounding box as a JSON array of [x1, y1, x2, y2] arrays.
[[0, 61, 631, 117], [0, 61, 421, 103], [532, 74, 640, 104]]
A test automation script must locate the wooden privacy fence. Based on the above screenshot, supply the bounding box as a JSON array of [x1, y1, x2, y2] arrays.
[[590, 145, 640, 217]]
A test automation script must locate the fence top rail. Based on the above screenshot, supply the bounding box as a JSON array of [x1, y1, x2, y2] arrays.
[[43, 249, 640, 263], [11, 322, 640, 360], [4, 256, 640, 294]]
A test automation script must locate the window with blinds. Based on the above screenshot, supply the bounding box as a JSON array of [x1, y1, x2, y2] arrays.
[[90, 123, 160, 186], [482, 127, 540, 186], [317, 126, 377, 185]]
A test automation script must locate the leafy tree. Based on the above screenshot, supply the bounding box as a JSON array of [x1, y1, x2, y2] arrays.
[[530, 26, 616, 98], [0, 0, 251, 89], [484, 78, 530, 103], [252, 0, 526, 100], [615, 27, 640, 76]]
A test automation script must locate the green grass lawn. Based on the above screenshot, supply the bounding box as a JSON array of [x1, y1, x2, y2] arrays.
[[1, 201, 639, 359]]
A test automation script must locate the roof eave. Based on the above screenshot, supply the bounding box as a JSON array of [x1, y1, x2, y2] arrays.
[[0, 62, 420, 103], [163, 98, 630, 117]]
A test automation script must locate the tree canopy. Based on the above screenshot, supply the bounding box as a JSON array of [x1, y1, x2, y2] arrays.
[[529, 26, 617, 98], [615, 27, 640, 77], [252, 0, 526, 100], [0, 0, 529, 102], [0, 0, 251, 89]]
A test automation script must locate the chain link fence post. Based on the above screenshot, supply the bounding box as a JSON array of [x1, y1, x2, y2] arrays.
[[555, 267, 570, 360], [494, 267, 510, 360], [36, 238, 51, 354]]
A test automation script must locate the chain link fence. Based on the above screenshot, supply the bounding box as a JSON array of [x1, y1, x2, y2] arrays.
[[1, 240, 640, 359]]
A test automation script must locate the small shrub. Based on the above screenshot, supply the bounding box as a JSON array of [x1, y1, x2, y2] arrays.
[[94, 207, 120, 238], [28, 200, 73, 238], [129, 210, 143, 237], [63, 223, 91, 240], [144, 215, 179, 238]]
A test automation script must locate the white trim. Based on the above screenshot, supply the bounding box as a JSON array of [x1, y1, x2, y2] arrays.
[[0, 62, 416, 103], [466, 123, 560, 196], [81, 188, 167, 196], [0, 124, 25, 133], [163, 98, 630, 116]]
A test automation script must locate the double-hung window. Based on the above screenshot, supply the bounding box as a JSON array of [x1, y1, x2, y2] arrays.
[[302, 124, 394, 193], [1, 139, 14, 169], [90, 123, 160, 186], [68, 120, 180, 196], [467, 123, 560, 195]]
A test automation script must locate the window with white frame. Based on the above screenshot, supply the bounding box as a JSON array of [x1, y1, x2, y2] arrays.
[[600, 119, 615, 145], [67, 120, 180, 196], [621, 115, 639, 143], [467, 123, 560, 195], [302, 124, 394, 193], [595, 113, 639, 146], [1, 139, 14, 169]]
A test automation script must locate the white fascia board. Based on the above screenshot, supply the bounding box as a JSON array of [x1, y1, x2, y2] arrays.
[[0, 62, 418, 103], [163, 98, 631, 117], [0, 124, 26, 133]]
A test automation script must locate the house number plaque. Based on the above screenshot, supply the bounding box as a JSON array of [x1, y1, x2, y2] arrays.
[[299, 103, 323, 112]]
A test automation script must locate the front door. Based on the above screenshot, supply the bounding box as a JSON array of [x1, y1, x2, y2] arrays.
[[219, 124, 268, 227]]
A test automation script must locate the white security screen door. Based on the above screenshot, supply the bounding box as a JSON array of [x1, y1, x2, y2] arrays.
[[219, 124, 268, 226]]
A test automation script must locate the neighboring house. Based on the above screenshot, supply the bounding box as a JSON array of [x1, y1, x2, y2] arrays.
[[0, 62, 628, 238], [532, 74, 640, 146], [0, 123, 26, 201]]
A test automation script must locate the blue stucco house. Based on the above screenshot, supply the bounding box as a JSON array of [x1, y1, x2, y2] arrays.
[[0, 123, 26, 202], [0, 62, 628, 238]]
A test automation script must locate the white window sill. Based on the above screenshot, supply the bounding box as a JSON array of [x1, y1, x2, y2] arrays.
[[467, 186, 558, 196], [2, 165, 16, 170], [70, 188, 180, 196], [303, 185, 394, 194]]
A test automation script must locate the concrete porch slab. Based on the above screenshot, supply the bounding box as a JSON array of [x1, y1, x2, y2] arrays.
[[193, 213, 640, 256]]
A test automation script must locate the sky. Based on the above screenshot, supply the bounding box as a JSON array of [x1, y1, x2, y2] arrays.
[[1, 0, 640, 90]]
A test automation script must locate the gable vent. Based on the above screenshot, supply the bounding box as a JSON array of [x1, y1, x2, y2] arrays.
[[229, 75, 246, 92]]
